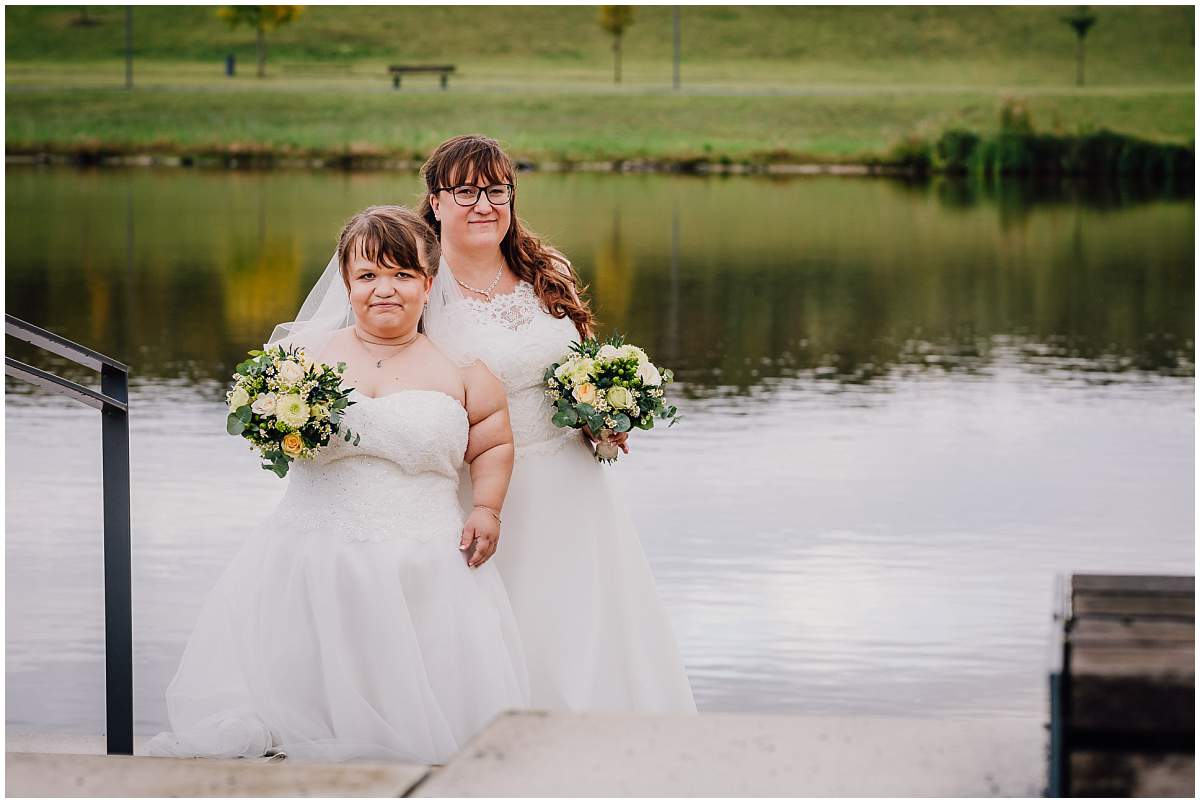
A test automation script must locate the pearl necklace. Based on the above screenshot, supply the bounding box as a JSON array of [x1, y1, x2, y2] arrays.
[[456, 264, 504, 300]]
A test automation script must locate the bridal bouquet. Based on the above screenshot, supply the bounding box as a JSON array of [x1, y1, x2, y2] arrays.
[[543, 334, 679, 463], [225, 344, 359, 478]]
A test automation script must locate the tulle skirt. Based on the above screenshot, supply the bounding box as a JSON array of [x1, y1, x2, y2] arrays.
[[145, 491, 529, 764], [464, 436, 697, 713]]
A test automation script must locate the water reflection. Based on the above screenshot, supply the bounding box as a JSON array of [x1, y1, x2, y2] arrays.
[[4, 167, 1193, 735], [5, 167, 1193, 397]]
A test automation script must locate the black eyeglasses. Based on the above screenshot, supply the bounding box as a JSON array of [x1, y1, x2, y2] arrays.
[[435, 184, 514, 207]]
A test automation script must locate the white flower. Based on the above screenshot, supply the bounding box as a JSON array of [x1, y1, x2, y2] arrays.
[[617, 344, 649, 366], [251, 392, 278, 416], [606, 385, 634, 410], [275, 394, 310, 428], [573, 382, 598, 405], [597, 344, 620, 360], [636, 362, 663, 386], [568, 358, 595, 385], [228, 387, 250, 410], [554, 357, 578, 381], [277, 360, 305, 385]]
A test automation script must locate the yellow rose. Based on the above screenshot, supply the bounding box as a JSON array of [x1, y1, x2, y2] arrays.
[[606, 385, 634, 410], [573, 382, 598, 405], [281, 432, 304, 458]]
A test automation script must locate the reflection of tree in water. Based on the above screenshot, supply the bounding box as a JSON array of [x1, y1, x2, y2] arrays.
[[221, 235, 304, 348], [592, 209, 635, 330], [5, 168, 1192, 397]]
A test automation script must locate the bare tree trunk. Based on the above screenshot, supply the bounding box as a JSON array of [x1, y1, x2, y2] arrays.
[[613, 34, 622, 84], [1075, 36, 1085, 87], [256, 22, 266, 78]]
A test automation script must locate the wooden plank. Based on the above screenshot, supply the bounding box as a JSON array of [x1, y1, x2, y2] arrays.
[[1069, 750, 1194, 797], [1072, 575, 1194, 595], [1069, 617, 1194, 644], [1070, 644, 1194, 680], [1072, 593, 1194, 617]]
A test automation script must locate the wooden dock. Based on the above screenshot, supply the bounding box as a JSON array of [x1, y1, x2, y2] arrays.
[[1051, 573, 1194, 797]]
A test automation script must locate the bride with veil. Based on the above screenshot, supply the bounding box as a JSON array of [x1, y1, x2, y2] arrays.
[[146, 205, 529, 763]]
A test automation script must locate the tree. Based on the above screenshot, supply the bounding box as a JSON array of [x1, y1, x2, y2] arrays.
[[1061, 6, 1097, 87], [598, 6, 634, 85], [217, 6, 303, 79]]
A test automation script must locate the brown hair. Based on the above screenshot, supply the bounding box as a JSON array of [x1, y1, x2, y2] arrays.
[[336, 205, 439, 287], [418, 135, 595, 339]]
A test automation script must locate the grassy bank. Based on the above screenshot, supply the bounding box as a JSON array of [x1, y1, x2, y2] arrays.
[[5, 86, 1194, 169], [6, 6, 1193, 170]]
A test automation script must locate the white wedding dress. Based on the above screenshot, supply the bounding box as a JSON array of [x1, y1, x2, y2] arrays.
[[426, 271, 697, 713], [145, 389, 530, 763]]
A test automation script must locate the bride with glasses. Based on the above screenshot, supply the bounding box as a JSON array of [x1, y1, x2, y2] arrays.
[[418, 134, 696, 714]]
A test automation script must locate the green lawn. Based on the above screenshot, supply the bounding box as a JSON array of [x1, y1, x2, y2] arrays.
[[5, 6, 1193, 165]]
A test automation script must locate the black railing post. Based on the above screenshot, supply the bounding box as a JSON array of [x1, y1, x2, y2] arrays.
[[101, 364, 134, 755], [5, 314, 133, 756]]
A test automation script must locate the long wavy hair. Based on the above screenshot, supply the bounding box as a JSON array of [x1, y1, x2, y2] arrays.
[[418, 135, 594, 339]]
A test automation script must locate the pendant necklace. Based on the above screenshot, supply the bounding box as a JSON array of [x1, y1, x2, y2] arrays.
[[353, 327, 419, 369], [456, 264, 505, 301]]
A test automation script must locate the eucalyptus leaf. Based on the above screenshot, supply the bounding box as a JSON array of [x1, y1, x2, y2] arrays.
[[226, 414, 246, 436], [612, 413, 632, 433]]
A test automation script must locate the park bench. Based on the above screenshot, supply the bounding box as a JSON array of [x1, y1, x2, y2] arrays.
[[388, 65, 455, 90]]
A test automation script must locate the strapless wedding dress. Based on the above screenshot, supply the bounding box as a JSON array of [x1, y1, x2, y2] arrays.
[[145, 389, 529, 763], [430, 280, 697, 713]]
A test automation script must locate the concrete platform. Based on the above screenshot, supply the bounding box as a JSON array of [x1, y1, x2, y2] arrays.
[[6, 713, 1047, 797], [4, 726, 430, 797], [6, 752, 430, 797], [414, 711, 1048, 797]]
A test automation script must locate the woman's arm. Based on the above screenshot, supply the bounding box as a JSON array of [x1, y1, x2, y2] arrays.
[[459, 361, 515, 568]]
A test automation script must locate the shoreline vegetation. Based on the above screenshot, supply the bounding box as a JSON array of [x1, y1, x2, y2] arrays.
[[5, 6, 1193, 179], [6, 117, 1192, 181]]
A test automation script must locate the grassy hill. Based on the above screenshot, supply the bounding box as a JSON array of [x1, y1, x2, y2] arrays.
[[5, 6, 1194, 167], [5, 5, 1194, 86]]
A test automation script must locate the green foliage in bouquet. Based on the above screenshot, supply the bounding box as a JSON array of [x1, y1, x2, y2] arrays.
[[226, 344, 360, 478], [543, 333, 679, 462]]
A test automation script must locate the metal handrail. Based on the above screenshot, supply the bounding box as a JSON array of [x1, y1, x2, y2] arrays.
[[4, 314, 133, 756]]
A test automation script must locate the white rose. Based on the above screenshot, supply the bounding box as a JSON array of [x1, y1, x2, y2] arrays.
[[636, 362, 662, 386], [228, 387, 250, 410], [251, 392, 278, 416], [597, 344, 620, 360], [617, 344, 649, 366], [569, 358, 596, 384], [573, 382, 598, 405], [554, 357, 579, 381], [606, 385, 634, 411], [277, 360, 305, 385], [275, 394, 311, 428]]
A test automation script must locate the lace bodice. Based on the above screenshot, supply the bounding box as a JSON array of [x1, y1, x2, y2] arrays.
[[434, 281, 582, 459], [279, 390, 469, 542]]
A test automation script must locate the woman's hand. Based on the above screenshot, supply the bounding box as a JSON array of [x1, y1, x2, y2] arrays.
[[460, 507, 500, 568], [581, 425, 630, 455]]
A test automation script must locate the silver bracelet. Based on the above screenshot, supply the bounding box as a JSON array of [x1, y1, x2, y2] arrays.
[[474, 504, 502, 524]]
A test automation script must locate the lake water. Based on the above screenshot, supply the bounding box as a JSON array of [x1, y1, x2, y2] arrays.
[[5, 166, 1194, 745]]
